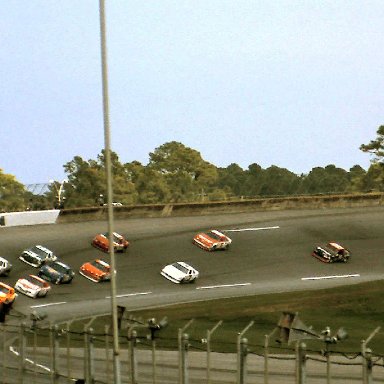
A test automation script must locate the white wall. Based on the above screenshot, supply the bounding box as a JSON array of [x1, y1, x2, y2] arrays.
[[0, 210, 60, 227]]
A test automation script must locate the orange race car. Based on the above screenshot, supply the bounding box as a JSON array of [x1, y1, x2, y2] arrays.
[[91, 232, 129, 253], [0, 282, 17, 306], [193, 229, 232, 251], [79, 259, 111, 283]]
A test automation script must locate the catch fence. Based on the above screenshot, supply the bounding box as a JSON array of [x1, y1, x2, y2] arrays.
[[1, 318, 384, 384]]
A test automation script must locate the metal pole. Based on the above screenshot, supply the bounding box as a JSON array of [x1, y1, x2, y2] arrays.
[[18, 322, 27, 384], [239, 337, 249, 384], [297, 342, 306, 384], [179, 319, 194, 384], [98, 2, 121, 384], [152, 337, 156, 384], [105, 324, 111, 383], [207, 320, 223, 384], [264, 334, 269, 384], [181, 333, 189, 384], [237, 321, 254, 384], [129, 329, 138, 384], [66, 319, 75, 384], [325, 342, 331, 384], [50, 324, 59, 384]]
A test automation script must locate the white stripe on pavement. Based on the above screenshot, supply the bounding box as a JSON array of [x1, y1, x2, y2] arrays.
[[225, 226, 280, 232], [301, 274, 360, 281], [196, 283, 251, 290]]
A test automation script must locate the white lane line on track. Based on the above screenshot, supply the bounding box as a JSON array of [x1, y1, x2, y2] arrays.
[[225, 226, 280, 232], [106, 291, 152, 299], [301, 274, 360, 281], [196, 283, 251, 290], [30, 302, 67, 308]]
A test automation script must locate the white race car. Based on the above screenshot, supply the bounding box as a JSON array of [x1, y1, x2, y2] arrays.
[[19, 245, 58, 268], [160, 261, 199, 284], [14, 274, 51, 298]]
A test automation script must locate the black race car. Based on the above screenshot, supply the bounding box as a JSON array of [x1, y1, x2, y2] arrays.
[[312, 242, 350, 263], [38, 260, 75, 284]]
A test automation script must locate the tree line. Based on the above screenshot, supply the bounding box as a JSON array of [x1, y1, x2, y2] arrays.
[[1, 126, 384, 212]]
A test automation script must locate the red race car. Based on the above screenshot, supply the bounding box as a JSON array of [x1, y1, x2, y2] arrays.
[[193, 229, 232, 251], [79, 259, 111, 283], [91, 232, 129, 253]]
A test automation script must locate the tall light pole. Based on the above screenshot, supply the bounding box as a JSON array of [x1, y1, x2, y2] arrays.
[[99, 1, 121, 384]]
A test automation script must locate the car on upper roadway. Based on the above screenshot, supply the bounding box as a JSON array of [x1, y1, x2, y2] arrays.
[[312, 242, 350, 263], [160, 261, 199, 284], [14, 274, 51, 298], [38, 260, 75, 284], [79, 259, 111, 283], [0, 257, 12, 276], [91, 232, 129, 253], [19, 245, 58, 268], [193, 229, 232, 251], [0, 282, 17, 306]]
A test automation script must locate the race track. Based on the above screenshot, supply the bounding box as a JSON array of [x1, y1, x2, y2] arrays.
[[2, 206, 384, 323]]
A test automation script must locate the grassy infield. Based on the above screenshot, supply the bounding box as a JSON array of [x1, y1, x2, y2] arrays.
[[81, 279, 384, 355]]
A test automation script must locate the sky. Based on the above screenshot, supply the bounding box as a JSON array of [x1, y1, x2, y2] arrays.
[[1, 1, 383, 186]]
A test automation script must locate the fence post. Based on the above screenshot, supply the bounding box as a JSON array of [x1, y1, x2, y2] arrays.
[[264, 334, 269, 384], [365, 348, 373, 384], [181, 333, 189, 384], [237, 321, 254, 384], [297, 342, 306, 384], [239, 337, 249, 384], [206, 320, 223, 384], [1, 323, 7, 384], [66, 319, 75, 384], [84, 327, 95, 384], [50, 324, 60, 384], [18, 322, 27, 384], [105, 324, 111, 384], [178, 319, 194, 384], [129, 329, 138, 384]]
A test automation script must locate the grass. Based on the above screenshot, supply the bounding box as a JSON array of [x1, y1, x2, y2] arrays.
[[45, 279, 384, 355], [114, 279, 384, 355]]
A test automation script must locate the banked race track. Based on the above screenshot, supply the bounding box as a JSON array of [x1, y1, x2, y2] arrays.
[[2, 206, 384, 323]]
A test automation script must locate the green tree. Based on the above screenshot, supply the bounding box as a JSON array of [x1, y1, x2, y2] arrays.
[[347, 165, 366, 192], [124, 161, 169, 204], [300, 165, 349, 194], [360, 163, 384, 192], [259, 166, 300, 196], [216, 164, 246, 198], [148, 141, 218, 202], [0, 169, 26, 212], [360, 125, 384, 161]]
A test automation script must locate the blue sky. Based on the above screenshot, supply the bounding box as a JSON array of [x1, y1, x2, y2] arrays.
[[1, 1, 383, 185]]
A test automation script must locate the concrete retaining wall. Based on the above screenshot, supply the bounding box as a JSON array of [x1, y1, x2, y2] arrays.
[[0, 210, 60, 227], [57, 192, 384, 223]]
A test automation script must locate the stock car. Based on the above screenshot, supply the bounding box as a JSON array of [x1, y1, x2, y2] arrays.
[[0, 257, 12, 276], [193, 229, 232, 251], [19, 245, 58, 268], [79, 259, 111, 283], [160, 261, 199, 284], [38, 260, 75, 284], [312, 242, 351, 263], [91, 232, 129, 253], [14, 274, 51, 298], [0, 282, 17, 306]]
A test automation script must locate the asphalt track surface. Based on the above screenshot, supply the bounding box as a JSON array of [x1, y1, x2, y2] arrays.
[[2, 206, 384, 323]]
